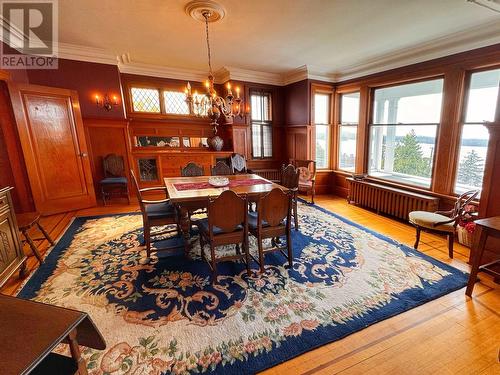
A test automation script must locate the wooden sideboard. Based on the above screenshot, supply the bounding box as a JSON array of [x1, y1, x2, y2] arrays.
[[0, 187, 26, 287]]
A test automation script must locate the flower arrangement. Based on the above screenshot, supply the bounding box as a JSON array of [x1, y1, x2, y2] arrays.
[[457, 204, 477, 247]]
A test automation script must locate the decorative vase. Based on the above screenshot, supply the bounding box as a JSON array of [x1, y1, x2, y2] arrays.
[[209, 135, 224, 151]]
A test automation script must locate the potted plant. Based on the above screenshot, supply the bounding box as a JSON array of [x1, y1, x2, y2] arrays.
[[457, 204, 477, 247]]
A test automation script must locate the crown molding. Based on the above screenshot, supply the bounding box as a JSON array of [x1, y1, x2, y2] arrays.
[[216, 66, 284, 86], [57, 43, 117, 65], [118, 61, 209, 82], [332, 20, 500, 82]]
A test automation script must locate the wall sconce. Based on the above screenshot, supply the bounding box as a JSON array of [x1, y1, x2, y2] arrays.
[[95, 94, 119, 111]]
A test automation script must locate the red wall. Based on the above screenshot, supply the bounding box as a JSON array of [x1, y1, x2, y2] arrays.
[[25, 58, 125, 119]]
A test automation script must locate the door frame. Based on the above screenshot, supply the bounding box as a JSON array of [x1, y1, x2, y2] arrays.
[[8, 83, 96, 214]]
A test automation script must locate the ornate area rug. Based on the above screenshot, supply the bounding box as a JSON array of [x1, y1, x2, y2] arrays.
[[18, 202, 468, 375]]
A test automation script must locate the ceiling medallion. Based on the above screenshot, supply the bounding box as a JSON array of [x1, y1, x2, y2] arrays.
[[183, 1, 245, 151], [185, 0, 226, 22]]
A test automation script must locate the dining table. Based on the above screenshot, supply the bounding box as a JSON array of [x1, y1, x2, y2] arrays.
[[164, 173, 288, 254]]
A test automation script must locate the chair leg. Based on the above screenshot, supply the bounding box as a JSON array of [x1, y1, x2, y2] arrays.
[[448, 234, 454, 259], [101, 186, 107, 206], [286, 228, 293, 269], [210, 243, 217, 283], [126, 184, 131, 204], [144, 227, 151, 258], [311, 188, 315, 204], [414, 227, 421, 249], [36, 222, 55, 246], [257, 235, 265, 273], [22, 230, 43, 264], [293, 199, 298, 231], [243, 238, 251, 276]]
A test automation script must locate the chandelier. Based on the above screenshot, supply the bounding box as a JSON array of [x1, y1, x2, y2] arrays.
[[184, 8, 244, 128]]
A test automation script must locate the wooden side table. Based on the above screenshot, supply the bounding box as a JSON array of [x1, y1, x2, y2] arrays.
[[465, 216, 500, 296], [0, 294, 106, 375], [16, 212, 55, 264]]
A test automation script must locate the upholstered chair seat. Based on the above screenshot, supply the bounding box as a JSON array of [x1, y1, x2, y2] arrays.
[[100, 176, 128, 185], [144, 201, 177, 219], [197, 218, 243, 235], [408, 211, 455, 232]]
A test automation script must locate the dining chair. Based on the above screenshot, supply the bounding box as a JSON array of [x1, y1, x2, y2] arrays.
[[290, 159, 317, 204], [409, 190, 479, 258], [211, 161, 232, 176], [280, 164, 300, 230], [181, 162, 204, 177], [230, 153, 252, 174], [99, 154, 130, 205], [130, 170, 182, 257], [196, 190, 250, 282], [248, 188, 293, 273]]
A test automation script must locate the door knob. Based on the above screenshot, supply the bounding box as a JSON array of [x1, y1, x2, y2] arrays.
[[79, 152, 88, 157]]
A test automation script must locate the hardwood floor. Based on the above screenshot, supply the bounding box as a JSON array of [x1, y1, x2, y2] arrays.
[[1, 195, 499, 374]]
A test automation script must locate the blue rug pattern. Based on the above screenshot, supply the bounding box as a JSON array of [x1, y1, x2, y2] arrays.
[[18, 202, 468, 375]]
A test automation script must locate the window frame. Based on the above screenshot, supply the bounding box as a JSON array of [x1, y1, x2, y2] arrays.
[[337, 91, 360, 172], [453, 66, 500, 196], [311, 84, 334, 170], [250, 88, 273, 159], [124, 81, 208, 120], [366, 77, 445, 190]]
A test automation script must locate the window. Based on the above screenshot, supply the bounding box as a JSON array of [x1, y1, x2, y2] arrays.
[[130, 86, 208, 116], [368, 78, 444, 188], [338, 92, 360, 171], [131, 87, 161, 113], [163, 90, 189, 114], [251, 91, 272, 158], [314, 93, 331, 169], [455, 68, 500, 195]]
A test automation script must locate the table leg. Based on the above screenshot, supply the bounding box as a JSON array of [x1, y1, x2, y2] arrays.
[[68, 328, 87, 375], [465, 226, 488, 297], [179, 206, 191, 257]]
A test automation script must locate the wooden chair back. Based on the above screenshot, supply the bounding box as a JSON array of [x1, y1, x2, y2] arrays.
[[208, 190, 247, 235], [291, 159, 316, 182], [130, 169, 145, 213], [452, 190, 479, 219], [231, 153, 247, 174], [258, 188, 291, 228], [280, 164, 299, 189], [211, 161, 232, 176], [103, 154, 125, 177], [181, 162, 204, 177]]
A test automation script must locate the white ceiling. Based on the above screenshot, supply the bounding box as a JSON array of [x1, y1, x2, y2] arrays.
[[57, 0, 500, 81]]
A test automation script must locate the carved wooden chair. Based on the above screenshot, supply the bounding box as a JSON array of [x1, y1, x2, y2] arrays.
[[130, 170, 182, 257], [409, 190, 479, 258], [249, 188, 293, 273], [230, 153, 252, 174], [99, 154, 130, 205], [196, 190, 250, 282], [291, 159, 317, 204], [180, 162, 204, 177], [280, 164, 300, 230], [211, 161, 232, 176]]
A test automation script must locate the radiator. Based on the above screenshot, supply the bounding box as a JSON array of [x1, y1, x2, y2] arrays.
[[347, 178, 439, 220], [253, 169, 281, 182]]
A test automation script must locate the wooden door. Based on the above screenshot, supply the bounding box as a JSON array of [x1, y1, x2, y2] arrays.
[[8, 83, 96, 214]]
